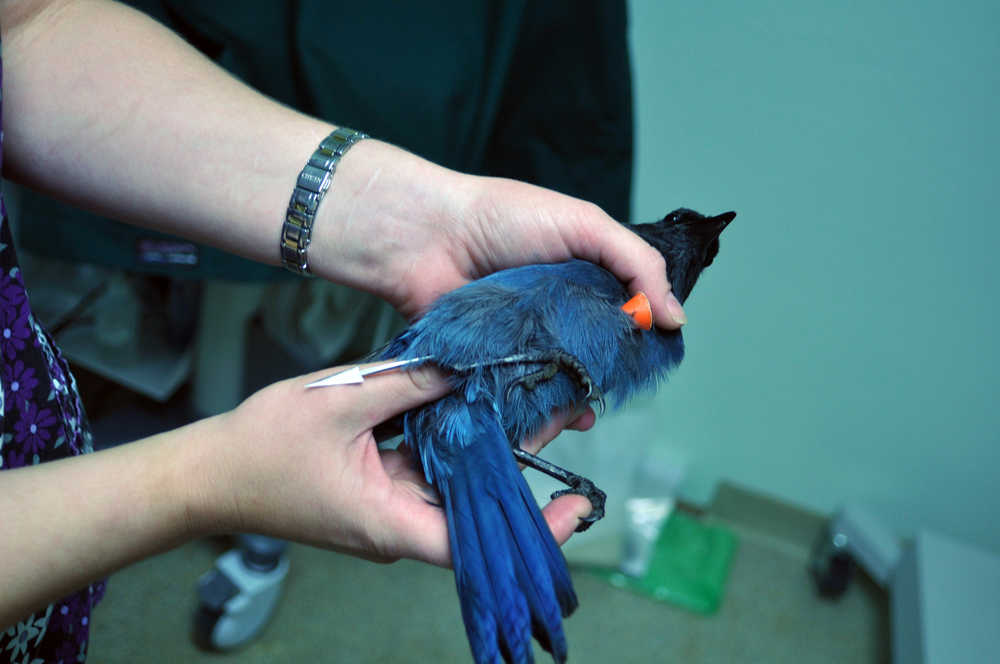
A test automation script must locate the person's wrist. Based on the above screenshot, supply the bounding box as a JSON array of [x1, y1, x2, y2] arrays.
[[279, 127, 370, 275], [304, 140, 470, 305], [164, 413, 242, 539], [300, 137, 391, 286]]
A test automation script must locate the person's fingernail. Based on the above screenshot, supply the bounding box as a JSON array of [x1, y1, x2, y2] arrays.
[[666, 294, 687, 325]]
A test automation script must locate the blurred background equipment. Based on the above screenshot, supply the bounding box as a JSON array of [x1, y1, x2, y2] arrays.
[[812, 506, 1000, 664]]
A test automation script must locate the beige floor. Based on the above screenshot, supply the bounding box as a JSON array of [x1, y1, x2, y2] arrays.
[[89, 484, 889, 663]]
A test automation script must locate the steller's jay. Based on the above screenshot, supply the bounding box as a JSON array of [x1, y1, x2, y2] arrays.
[[379, 207, 735, 663]]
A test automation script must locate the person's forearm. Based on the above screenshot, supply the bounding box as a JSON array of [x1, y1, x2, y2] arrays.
[[0, 0, 339, 266], [0, 415, 226, 627], [0, 1, 684, 327]]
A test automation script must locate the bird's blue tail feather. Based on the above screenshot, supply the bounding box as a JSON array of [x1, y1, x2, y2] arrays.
[[429, 400, 576, 664]]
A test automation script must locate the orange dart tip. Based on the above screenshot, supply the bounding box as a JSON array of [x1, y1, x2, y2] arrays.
[[621, 292, 653, 330]]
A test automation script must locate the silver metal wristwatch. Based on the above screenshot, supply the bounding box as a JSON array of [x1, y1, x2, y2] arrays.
[[280, 127, 369, 275]]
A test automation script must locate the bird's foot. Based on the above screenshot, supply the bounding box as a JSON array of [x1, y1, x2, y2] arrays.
[[499, 350, 606, 414], [512, 447, 607, 532]]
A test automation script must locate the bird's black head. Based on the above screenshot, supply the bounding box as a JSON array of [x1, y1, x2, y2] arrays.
[[630, 208, 736, 304]]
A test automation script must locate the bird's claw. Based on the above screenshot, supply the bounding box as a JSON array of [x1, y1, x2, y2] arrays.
[[551, 477, 607, 532], [512, 447, 607, 532], [587, 386, 607, 417]]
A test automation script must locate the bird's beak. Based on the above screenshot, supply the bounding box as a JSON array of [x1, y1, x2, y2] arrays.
[[690, 211, 736, 242], [714, 211, 736, 230]]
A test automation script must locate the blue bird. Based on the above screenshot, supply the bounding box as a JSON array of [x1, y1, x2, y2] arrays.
[[380, 208, 735, 663]]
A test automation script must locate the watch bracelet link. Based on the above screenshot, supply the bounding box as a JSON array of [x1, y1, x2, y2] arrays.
[[280, 127, 369, 275]]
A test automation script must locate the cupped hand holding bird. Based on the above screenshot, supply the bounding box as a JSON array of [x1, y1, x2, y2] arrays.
[[201, 363, 596, 568]]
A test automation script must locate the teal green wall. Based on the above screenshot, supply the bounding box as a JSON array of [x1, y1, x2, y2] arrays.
[[627, 0, 999, 551]]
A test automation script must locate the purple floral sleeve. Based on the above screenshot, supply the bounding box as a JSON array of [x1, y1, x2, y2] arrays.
[[0, 48, 106, 664]]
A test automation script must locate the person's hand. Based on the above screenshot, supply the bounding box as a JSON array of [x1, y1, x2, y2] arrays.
[[311, 140, 688, 329], [193, 363, 595, 566]]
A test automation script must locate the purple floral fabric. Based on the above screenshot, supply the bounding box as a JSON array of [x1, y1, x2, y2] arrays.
[[0, 51, 105, 663]]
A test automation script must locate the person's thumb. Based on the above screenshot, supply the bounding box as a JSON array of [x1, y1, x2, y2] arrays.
[[356, 362, 451, 426]]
